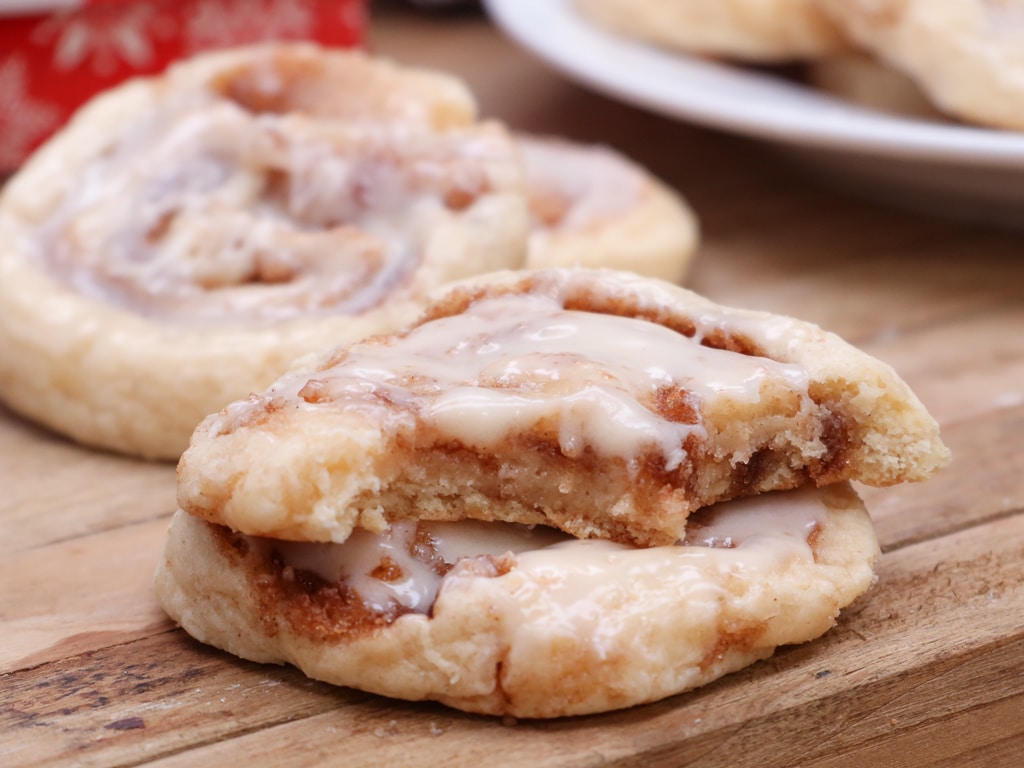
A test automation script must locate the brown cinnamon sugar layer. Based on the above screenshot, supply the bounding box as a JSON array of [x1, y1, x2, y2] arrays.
[[178, 268, 949, 547], [211, 520, 521, 643]]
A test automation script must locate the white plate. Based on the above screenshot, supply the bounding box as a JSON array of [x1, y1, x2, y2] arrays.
[[484, 0, 1024, 226]]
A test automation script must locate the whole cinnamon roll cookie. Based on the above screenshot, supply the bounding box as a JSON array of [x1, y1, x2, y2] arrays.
[[518, 136, 698, 285], [574, 0, 849, 62], [818, 0, 1024, 129], [155, 483, 880, 718], [177, 268, 949, 547], [0, 44, 531, 460]]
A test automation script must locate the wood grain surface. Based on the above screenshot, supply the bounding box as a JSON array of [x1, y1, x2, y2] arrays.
[[2, 3, 1022, 766]]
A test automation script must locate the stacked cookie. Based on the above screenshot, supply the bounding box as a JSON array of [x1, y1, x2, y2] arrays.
[[155, 268, 949, 717], [576, 0, 1024, 130], [0, 44, 697, 461]]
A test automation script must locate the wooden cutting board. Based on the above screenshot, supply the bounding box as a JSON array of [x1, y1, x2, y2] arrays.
[[2, 4, 1022, 766]]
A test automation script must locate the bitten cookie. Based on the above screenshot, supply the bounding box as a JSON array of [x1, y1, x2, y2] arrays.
[[0, 43, 530, 460], [177, 268, 950, 547]]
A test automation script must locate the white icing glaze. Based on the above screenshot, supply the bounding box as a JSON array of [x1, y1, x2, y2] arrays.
[[257, 292, 810, 470], [477, 488, 830, 659], [267, 487, 825, 617], [275, 522, 440, 612], [272, 519, 568, 612], [426, 519, 568, 562], [33, 70, 520, 325]]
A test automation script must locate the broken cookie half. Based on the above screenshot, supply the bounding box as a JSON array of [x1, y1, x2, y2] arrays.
[[157, 267, 948, 717]]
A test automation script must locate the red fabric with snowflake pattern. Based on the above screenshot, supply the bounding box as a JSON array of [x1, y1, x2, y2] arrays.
[[0, 0, 367, 170]]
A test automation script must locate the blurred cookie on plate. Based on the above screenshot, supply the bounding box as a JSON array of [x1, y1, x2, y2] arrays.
[[574, 0, 850, 61], [807, 54, 946, 121], [819, 0, 1024, 130]]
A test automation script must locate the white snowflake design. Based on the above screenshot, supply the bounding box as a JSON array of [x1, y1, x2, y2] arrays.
[[185, 0, 316, 52], [0, 56, 62, 169], [31, 4, 178, 77]]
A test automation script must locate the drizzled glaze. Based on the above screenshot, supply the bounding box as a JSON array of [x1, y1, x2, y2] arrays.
[[220, 291, 811, 471], [273, 520, 567, 612], [264, 486, 824, 621], [29, 52, 522, 325]]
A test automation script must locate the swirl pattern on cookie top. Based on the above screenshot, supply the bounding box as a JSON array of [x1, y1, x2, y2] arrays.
[[211, 289, 811, 471], [25, 47, 525, 325]]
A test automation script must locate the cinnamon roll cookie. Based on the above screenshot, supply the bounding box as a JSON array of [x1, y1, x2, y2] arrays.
[[155, 482, 880, 717], [0, 44, 530, 460], [518, 136, 698, 284], [176, 268, 949, 547], [819, 0, 1024, 129], [574, 0, 849, 62]]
